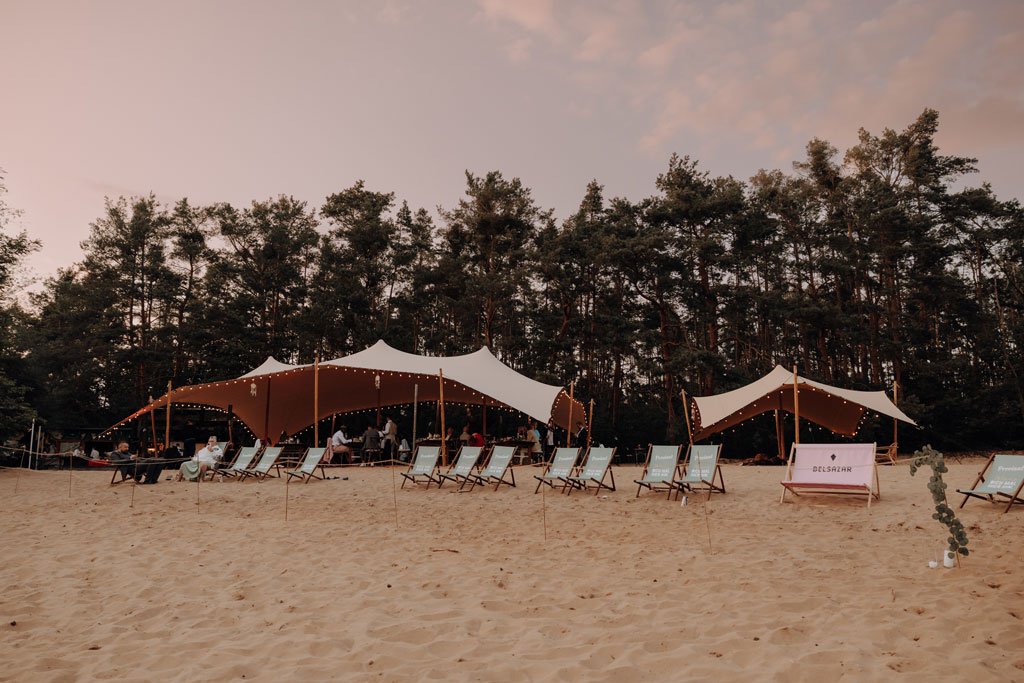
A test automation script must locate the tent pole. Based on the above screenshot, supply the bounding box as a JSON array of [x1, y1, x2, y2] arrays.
[[792, 365, 800, 445], [149, 400, 158, 452], [892, 377, 898, 450], [681, 389, 694, 445], [587, 399, 594, 449], [482, 401, 487, 440], [263, 378, 272, 444], [412, 383, 418, 454], [774, 409, 783, 461], [165, 381, 172, 450], [566, 382, 574, 447], [438, 369, 447, 467], [313, 355, 320, 448]]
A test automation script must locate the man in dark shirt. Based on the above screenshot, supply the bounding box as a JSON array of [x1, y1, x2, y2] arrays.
[[573, 421, 588, 449]]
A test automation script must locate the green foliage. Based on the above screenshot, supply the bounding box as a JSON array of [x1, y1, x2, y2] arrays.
[[909, 445, 969, 557]]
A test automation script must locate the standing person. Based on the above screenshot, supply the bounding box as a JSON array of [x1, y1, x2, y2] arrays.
[[545, 420, 556, 458], [382, 417, 397, 461], [527, 420, 542, 463], [572, 421, 588, 449], [329, 425, 353, 464]]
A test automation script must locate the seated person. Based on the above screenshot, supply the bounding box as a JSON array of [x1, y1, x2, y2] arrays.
[[329, 426, 354, 464], [470, 432, 485, 448], [362, 425, 382, 462], [109, 441, 139, 482], [459, 425, 471, 445], [176, 436, 222, 481]]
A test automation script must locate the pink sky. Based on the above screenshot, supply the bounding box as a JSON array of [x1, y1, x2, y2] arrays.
[[2, 0, 1022, 288]]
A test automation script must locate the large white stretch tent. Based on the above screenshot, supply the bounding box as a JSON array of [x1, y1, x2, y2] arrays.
[[109, 340, 584, 442], [690, 365, 916, 441]]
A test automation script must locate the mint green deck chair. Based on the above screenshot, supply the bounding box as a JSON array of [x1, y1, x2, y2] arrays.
[[534, 447, 579, 494], [239, 446, 283, 481], [437, 446, 483, 489], [465, 446, 516, 491], [673, 444, 725, 501], [400, 446, 441, 489], [285, 447, 328, 484], [958, 454, 1024, 514], [213, 446, 259, 479], [635, 445, 684, 498], [566, 446, 616, 495]]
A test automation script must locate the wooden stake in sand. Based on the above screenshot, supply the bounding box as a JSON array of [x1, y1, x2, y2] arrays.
[[541, 476, 548, 541], [391, 465, 399, 529], [285, 464, 290, 523], [129, 457, 139, 508], [14, 447, 26, 494], [702, 499, 713, 555]]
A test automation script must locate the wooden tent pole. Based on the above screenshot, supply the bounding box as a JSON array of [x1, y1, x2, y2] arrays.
[[792, 365, 800, 445], [587, 399, 594, 448], [263, 378, 272, 444], [892, 377, 898, 450], [438, 369, 447, 467], [149, 400, 158, 452], [681, 389, 694, 445], [566, 382, 574, 447], [165, 381, 173, 449], [482, 401, 487, 439], [313, 355, 320, 448], [775, 409, 783, 461]]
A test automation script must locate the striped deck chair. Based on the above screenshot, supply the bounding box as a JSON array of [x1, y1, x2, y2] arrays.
[[213, 446, 259, 479], [285, 447, 328, 484], [635, 445, 683, 498], [780, 443, 879, 507], [400, 446, 441, 489], [674, 444, 726, 501], [958, 454, 1024, 514], [533, 447, 580, 494], [464, 446, 516, 491], [437, 446, 483, 489], [565, 446, 617, 495], [238, 446, 283, 481]]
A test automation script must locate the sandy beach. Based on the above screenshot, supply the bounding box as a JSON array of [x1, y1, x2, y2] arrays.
[[1, 460, 1022, 682]]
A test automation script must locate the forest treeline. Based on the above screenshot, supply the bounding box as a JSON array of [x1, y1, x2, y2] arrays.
[[1, 109, 1023, 453]]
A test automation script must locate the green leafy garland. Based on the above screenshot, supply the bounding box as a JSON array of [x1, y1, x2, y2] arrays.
[[909, 445, 969, 560]]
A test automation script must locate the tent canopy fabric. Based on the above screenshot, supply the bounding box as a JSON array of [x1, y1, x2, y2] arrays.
[[108, 341, 584, 442], [691, 366, 916, 441]]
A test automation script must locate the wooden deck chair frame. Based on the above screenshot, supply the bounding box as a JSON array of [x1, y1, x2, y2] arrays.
[[635, 445, 684, 499], [565, 446, 617, 495], [534, 447, 580, 494], [215, 446, 261, 479], [464, 446, 517, 491], [285, 447, 328, 484], [674, 444, 726, 501], [238, 446, 283, 481], [780, 442, 880, 508], [437, 445, 484, 489], [875, 443, 898, 466], [958, 454, 1024, 514], [400, 446, 442, 489]]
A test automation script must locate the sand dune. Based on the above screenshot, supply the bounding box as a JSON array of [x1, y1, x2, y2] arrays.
[[1, 460, 1022, 681]]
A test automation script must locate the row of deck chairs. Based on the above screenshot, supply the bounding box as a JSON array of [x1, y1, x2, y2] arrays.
[[399, 443, 728, 499], [209, 445, 328, 484]]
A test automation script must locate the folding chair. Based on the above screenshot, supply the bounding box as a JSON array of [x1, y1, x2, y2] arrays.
[[780, 443, 879, 507], [212, 445, 259, 479], [635, 445, 683, 498], [285, 447, 328, 484], [674, 444, 726, 501], [400, 446, 441, 489], [464, 446, 517, 491], [238, 446, 283, 481], [437, 446, 483, 489], [958, 454, 1024, 514], [565, 446, 616, 495], [534, 447, 579, 494]]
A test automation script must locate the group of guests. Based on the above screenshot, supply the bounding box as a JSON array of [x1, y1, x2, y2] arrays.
[[327, 417, 402, 465], [110, 435, 226, 485]]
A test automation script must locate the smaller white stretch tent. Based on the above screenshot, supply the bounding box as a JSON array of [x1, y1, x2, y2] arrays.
[[107, 340, 583, 443], [690, 365, 916, 441]]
